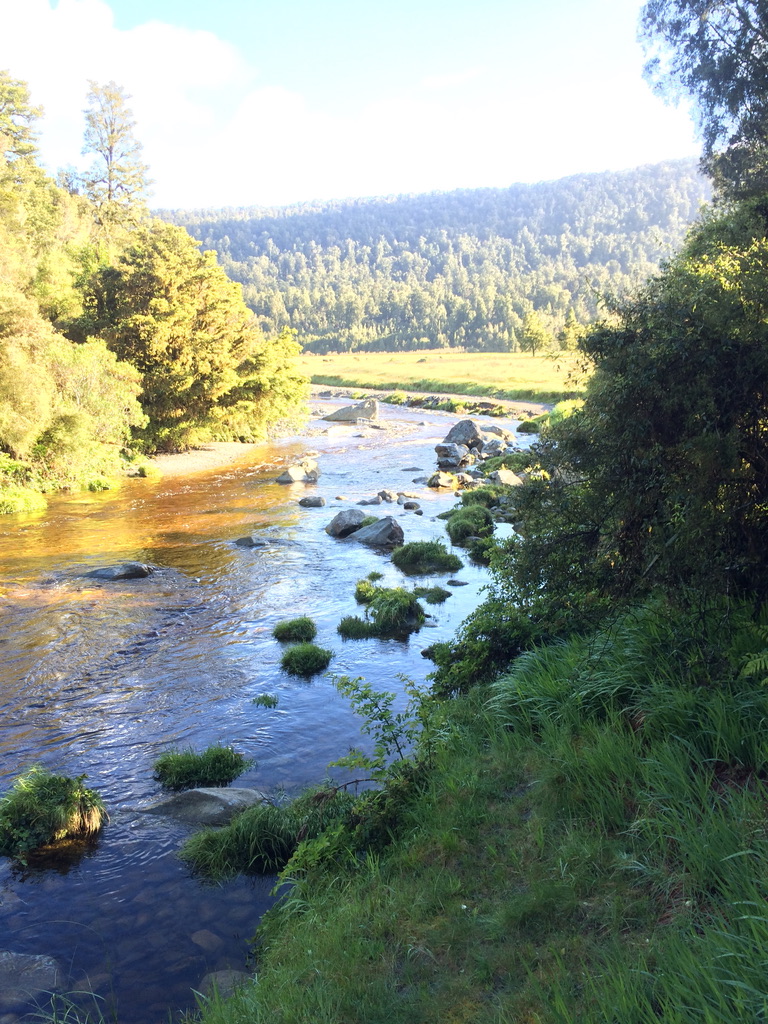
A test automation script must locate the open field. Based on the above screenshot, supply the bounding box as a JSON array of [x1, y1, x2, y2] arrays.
[[297, 350, 586, 404]]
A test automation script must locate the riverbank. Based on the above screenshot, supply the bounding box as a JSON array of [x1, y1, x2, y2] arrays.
[[193, 600, 768, 1024]]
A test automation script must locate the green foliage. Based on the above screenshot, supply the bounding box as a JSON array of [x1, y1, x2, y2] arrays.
[[179, 786, 356, 880], [390, 540, 462, 575], [280, 643, 334, 676], [161, 160, 709, 355], [459, 484, 507, 507], [152, 745, 253, 791], [641, 0, 768, 199], [0, 766, 106, 859], [272, 616, 317, 642], [330, 675, 437, 782], [86, 220, 308, 452], [354, 577, 378, 603], [444, 504, 494, 545]]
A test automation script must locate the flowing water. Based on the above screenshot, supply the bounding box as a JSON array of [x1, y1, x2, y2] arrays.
[[0, 402, 520, 1023]]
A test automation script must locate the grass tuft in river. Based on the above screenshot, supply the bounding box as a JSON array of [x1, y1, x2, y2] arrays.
[[0, 766, 107, 859], [390, 540, 462, 575], [272, 616, 317, 642], [153, 745, 254, 790], [280, 642, 334, 676]]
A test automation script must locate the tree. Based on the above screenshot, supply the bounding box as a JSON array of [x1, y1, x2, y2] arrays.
[[495, 200, 768, 619], [95, 221, 307, 451], [0, 71, 41, 164], [82, 81, 150, 225], [520, 311, 549, 356], [641, 1, 768, 197]]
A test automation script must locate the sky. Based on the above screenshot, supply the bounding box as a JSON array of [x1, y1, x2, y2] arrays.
[[0, 0, 700, 210]]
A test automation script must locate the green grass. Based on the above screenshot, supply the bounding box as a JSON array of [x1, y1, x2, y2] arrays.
[[412, 585, 452, 604], [281, 643, 334, 676], [179, 787, 356, 879], [390, 540, 462, 575], [444, 504, 495, 545], [0, 485, 48, 515], [272, 616, 318, 642], [189, 597, 768, 1024], [153, 745, 253, 790], [0, 766, 107, 858], [337, 615, 379, 639], [298, 350, 584, 405]]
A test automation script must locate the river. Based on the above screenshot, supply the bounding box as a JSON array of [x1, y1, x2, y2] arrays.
[[0, 400, 519, 1023]]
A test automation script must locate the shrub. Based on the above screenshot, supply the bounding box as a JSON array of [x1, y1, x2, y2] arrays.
[[481, 451, 534, 476], [153, 745, 253, 790], [391, 540, 462, 575], [517, 419, 541, 434], [273, 617, 317, 642], [0, 767, 107, 858], [355, 578, 378, 603], [445, 505, 495, 544], [281, 643, 334, 676], [0, 486, 47, 515]]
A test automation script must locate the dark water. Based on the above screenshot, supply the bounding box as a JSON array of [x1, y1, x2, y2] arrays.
[[0, 403, 519, 1023]]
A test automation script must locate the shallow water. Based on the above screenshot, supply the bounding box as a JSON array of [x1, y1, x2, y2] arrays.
[[0, 403, 519, 1023]]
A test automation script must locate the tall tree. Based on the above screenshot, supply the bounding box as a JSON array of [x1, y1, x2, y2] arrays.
[[95, 221, 307, 451], [641, 1, 768, 196], [0, 71, 41, 165], [82, 81, 150, 226]]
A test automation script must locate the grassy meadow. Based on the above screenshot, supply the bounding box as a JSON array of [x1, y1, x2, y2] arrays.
[[298, 350, 586, 404]]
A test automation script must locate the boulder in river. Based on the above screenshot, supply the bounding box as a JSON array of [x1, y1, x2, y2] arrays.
[[0, 950, 63, 1012], [442, 419, 486, 449], [322, 398, 379, 423], [276, 458, 320, 484], [428, 471, 458, 489], [298, 496, 326, 508], [85, 562, 155, 580], [351, 516, 404, 548], [325, 508, 367, 537], [141, 787, 267, 827], [435, 442, 471, 469]]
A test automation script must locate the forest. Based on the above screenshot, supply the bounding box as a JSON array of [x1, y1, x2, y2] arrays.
[[0, 76, 307, 513], [162, 160, 710, 353]]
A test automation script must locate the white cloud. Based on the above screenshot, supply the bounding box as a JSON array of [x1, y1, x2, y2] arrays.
[[0, 0, 701, 208]]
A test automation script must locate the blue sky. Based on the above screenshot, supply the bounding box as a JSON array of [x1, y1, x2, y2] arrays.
[[0, 0, 699, 208]]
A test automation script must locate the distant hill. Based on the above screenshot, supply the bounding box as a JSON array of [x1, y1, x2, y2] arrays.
[[159, 160, 711, 353]]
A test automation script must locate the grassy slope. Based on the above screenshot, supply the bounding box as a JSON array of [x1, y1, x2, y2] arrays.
[[298, 350, 585, 405], [192, 603, 768, 1024]]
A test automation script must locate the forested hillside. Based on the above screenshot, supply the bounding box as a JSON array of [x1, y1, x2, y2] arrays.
[[162, 160, 710, 353], [0, 74, 307, 512]]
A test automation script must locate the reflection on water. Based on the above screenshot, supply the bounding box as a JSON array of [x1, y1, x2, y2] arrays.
[[0, 405, 519, 1022]]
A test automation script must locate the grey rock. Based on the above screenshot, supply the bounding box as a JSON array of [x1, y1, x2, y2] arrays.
[[141, 788, 267, 826], [235, 535, 270, 547], [0, 951, 63, 1012], [442, 419, 485, 449], [403, 501, 421, 510], [322, 398, 379, 423], [435, 442, 471, 468], [85, 562, 154, 580], [197, 970, 253, 1001], [357, 495, 383, 506], [427, 472, 457, 489], [484, 424, 517, 441], [351, 516, 405, 548], [480, 438, 506, 458], [298, 496, 326, 508], [378, 490, 398, 502], [487, 469, 524, 487], [325, 508, 367, 537], [276, 458, 320, 484], [447, 579, 469, 586]]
